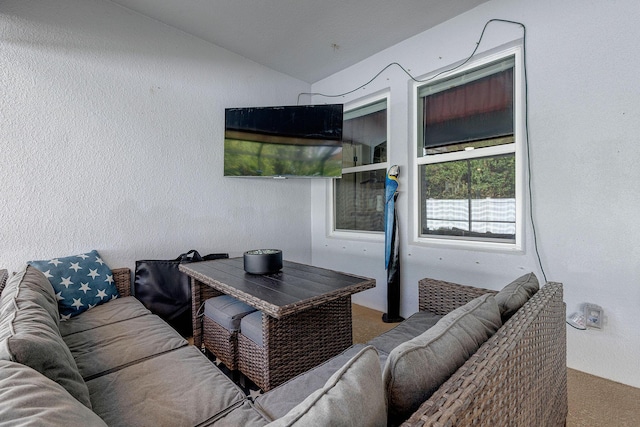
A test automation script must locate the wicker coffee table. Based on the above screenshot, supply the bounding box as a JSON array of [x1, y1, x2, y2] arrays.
[[179, 257, 375, 390]]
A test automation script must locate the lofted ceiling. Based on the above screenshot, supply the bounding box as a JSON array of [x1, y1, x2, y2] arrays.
[[109, 0, 490, 83]]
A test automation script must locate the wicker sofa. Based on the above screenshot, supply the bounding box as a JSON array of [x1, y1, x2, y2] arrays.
[[0, 266, 269, 426], [1, 264, 566, 426], [403, 277, 567, 426], [251, 274, 567, 426]]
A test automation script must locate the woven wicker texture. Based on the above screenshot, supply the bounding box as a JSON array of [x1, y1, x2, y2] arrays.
[[0, 269, 7, 296], [238, 296, 353, 391], [203, 316, 237, 370], [183, 259, 373, 391], [191, 278, 224, 349], [111, 268, 132, 298], [418, 278, 496, 315], [403, 279, 567, 427]]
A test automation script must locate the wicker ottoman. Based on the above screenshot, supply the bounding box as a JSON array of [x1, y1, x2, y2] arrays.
[[238, 297, 353, 391], [202, 295, 256, 370]]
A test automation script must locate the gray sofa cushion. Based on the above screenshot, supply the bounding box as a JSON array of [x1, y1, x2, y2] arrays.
[[264, 345, 386, 427], [0, 266, 91, 408], [383, 293, 502, 423], [86, 345, 246, 427], [367, 310, 442, 355], [495, 272, 539, 321], [0, 360, 108, 426], [254, 344, 368, 420], [0, 266, 59, 325], [204, 295, 256, 332], [210, 401, 270, 426], [59, 296, 150, 337], [240, 310, 264, 346], [63, 313, 188, 380]]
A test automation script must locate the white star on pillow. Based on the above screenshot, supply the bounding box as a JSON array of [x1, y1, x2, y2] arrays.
[[71, 298, 84, 310]]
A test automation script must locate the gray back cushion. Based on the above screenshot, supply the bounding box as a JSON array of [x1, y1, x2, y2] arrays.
[[266, 346, 386, 427], [495, 272, 539, 321], [0, 266, 59, 325], [0, 266, 91, 408], [0, 360, 107, 426], [383, 293, 502, 423], [367, 310, 443, 355]]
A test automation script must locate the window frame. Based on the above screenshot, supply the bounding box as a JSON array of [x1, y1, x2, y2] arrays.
[[330, 92, 390, 239], [412, 45, 525, 251]]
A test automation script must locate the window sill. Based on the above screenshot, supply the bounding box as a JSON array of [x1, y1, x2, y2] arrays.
[[328, 230, 384, 243], [412, 235, 523, 253]]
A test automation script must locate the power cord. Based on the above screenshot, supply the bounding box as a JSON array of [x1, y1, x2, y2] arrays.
[[300, 18, 548, 283]]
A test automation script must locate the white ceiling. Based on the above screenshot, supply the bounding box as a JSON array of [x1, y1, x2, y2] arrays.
[[110, 0, 489, 83]]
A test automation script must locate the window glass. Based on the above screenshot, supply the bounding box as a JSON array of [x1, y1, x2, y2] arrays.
[[419, 154, 516, 241], [335, 169, 386, 232], [416, 54, 518, 244], [342, 100, 387, 167], [334, 97, 388, 233]]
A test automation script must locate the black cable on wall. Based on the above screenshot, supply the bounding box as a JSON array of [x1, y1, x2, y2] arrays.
[[301, 19, 548, 283]]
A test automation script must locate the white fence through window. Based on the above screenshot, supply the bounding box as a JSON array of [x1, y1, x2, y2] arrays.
[[426, 198, 516, 235]]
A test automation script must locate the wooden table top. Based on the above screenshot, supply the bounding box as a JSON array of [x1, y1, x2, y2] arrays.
[[179, 258, 375, 318]]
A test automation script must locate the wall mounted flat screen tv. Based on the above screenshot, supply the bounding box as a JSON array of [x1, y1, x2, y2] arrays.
[[224, 104, 344, 178]]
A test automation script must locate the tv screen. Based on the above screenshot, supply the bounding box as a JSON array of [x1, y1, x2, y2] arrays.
[[224, 104, 343, 178]]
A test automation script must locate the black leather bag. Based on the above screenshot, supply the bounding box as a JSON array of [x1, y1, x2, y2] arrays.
[[134, 250, 228, 336]]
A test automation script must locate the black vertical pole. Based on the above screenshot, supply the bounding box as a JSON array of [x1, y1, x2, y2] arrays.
[[383, 191, 404, 323]]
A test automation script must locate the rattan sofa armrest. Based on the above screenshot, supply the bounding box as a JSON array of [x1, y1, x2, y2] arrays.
[[0, 269, 8, 296], [112, 268, 132, 297], [404, 282, 566, 427], [418, 277, 497, 316]]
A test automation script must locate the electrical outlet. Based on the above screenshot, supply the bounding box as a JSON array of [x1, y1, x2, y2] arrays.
[[584, 303, 603, 329]]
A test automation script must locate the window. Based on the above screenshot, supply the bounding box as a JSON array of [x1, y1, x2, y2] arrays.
[[334, 97, 388, 233], [415, 50, 522, 248]]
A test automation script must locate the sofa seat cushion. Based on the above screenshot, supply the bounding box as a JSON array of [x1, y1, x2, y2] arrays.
[[254, 343, 368, 420], [63, 313, 188, 380], [0, 267, 91, 408], [59, 296, 150, 337], [264, 346, 386, 427], [209, 401, 270, 426], [367, 310, 442, 355], [0, 360, 108, 426], [86, 345, 246, 427], [495, 272, 539, 322], [383, 293, 502, 423], [28, 250, 119, 319]]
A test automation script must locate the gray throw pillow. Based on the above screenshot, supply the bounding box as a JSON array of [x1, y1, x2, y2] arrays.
[[0, 266, 92, 408], [266, 346, 386, 427], [494, 272, 539, 321], [383, 294, 502, 423]]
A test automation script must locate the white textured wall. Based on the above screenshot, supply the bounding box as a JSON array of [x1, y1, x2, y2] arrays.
[[0, 0, 312, 272], [311, 0, 640, 387]]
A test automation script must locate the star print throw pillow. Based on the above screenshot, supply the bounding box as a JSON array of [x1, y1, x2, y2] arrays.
[[28, 250, 119, 320]]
